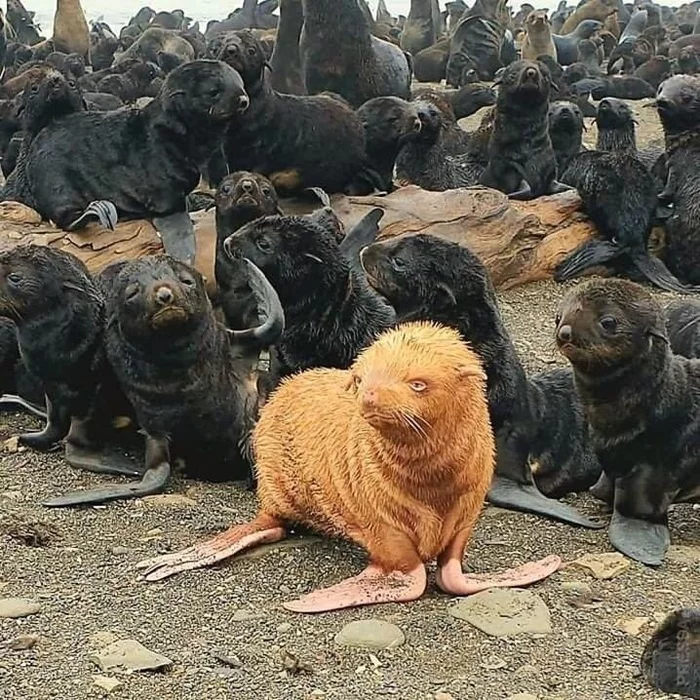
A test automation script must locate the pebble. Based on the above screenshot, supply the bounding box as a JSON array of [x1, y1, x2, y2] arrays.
[[111, 546, 130, 556], [334, 620, 406, 650], [92, 675, 122, 692], [277, 623, 292, 634], [617, 616, 649, 637], [90, 631, 119, 648], [4, 634, 39, 651], [90, 639, 173, 673], [571, 553, 631, 579], [232, 609, 266, 622], [0, 598, 41, 619], [141, 494, 196, 508], [506, 694, 539, 700], [560, 581, 592, 595], [434, 693, 456, 700], [666, 545, 700, 566], [450, 589, 552, 637]]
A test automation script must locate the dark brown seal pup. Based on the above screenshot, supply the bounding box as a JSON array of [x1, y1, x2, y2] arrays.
[[665, 299, 700, 359], [641, 609, 700, 698], [1, 60, 250, 266], [210, 30, 371, 195], [655, 75, 700, 286], [44, 255, 285, 507], [300, 0, 412, 108], [556, 278, 700, 565], [548, 100, 584, 174], [137, 321, 561, 610], [223, 213, 395, 375], [0, 246, 105, 454], [480, 60, 571, 200], [360, 234, 602, 527]]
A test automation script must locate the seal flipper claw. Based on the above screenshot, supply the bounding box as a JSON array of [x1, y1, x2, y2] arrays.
[[43, 462, 171, 508], [282, 564, 427, 614], [554, 239, 622, 282], [436, 554, 562, 595], [488, 475, 605, 529], [507, 180, 533, 201], [64, 441, 144, 478], [153, 212, 196, 266], [0, 394, 47, 419], [135, 517, 286, 581], [67, 200, 118, 231], [548, 180, 574, 195], [608, 510, 670, 566]]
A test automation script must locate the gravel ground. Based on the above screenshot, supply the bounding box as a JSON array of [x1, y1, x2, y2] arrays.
[[2, 99, 698, 700]]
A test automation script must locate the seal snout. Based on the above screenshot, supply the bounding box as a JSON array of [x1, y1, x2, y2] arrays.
[[155, 285, 174, 306], [557, 324, 573, 344], [237, 94, 250, 112]]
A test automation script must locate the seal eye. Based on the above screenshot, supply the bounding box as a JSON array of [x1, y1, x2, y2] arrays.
[[600, 315, 617, 332], [221, 184, 233, 195], [68, 80, 76, 88], [409, 380, 427, 393], [125, 283, 139, 301], [261, 187, 272, 196], [30, 84, 39, 93], [256, 237, 271, 252], [247, 47, 256, 56], [179, 275, 195, 287], [208, 86, 221, 98], [6, 272, 22, 287], [391, 257, 406, 271]]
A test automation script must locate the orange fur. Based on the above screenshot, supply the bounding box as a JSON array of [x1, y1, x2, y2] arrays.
[[561, 0, 617, 34], [253, 321, 495, 574]]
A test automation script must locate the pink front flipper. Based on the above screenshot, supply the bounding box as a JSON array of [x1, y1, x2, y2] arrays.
[[436, 554, 562, 595], [136, 519, 286, 582], [283, 563, 427, 614]]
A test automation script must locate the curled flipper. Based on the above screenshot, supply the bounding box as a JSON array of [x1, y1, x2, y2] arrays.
[[0, 394, 47, 419], [43, 461, 171, 508], [608, 509, 669, 566], [67, 200, 118, 231], [305, 187, 331, 209], [65, 441, 144, 478], [339, 208, 384, 265], [554, 239, 623, 282], [629, 252, 700, 295], [488, 475, 605, 529], [153, 211, 196, 266]]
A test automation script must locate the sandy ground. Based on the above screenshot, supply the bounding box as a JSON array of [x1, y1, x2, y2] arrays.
[[1, 99, 698, 700]]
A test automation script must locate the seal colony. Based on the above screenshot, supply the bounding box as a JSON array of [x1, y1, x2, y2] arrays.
[[1, 1, 700, 689]]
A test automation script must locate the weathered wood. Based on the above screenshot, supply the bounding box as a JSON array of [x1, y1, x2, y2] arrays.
[[0, 186, 597, 290]]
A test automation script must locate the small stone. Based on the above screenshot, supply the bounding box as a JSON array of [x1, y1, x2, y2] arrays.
[[480, 655, 507, 670], [232, 609, 266, 622], [3, 436, 20, 453], [89, 639, 173, 673], [141, 494, 196, 508], [560, 581, 592, 595], [92, 675, 122, 692], [617, 616, 649, 636], [435, 693, 456, 700], [90, 631, 119, 648], [334, 620, 406, 650], [4, 634, 39, 651], [279, 585, 292, 595], [277, 623, 292, 634], [450, 589, 552, 637], [111, 546, 130, 556], [506, 694, 539, 700], [666, 545, 700, 566], [571, 553, 631, 579], [144, 528, 164, 538], [0, 598, 41, 619]]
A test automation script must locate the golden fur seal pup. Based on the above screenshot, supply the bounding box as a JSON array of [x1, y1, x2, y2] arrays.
[[138, 322, 560, 612]]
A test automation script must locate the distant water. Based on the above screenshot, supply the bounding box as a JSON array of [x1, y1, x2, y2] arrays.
[[24, 1, 412, 35]]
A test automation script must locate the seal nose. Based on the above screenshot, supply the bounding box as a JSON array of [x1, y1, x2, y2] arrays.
[[241, 179, 254, 193], [557, 324, 573, 343], [155, 286, 174, 305], [412, 117, 422, 132], [362, 388, 379, 409], [525, 67, 537, 79], [238, 94, 250, 111]]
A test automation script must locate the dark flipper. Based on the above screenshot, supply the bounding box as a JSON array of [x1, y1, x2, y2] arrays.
[[547, 180, 574, 195], [488, 475, 605, 529], [0, 394, 47, 419], [305, 187, 331, 209], [43, 436, 171, 508], [339, 209, 384, 265], [153, 212, 196, 266], [65, 441, 144, 478], [554, 239, 623, 282], [42, 462, 171, 507], [67, 200, 118, 231], [506, 180, 533, 201], [19, 396, 70, 451], [608, 509, 669, 566], [629, 251, 700, 295]]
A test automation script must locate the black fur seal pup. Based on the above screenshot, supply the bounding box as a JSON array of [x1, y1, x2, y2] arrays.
[[655, 75, 700, 286], [641, 609, 700, 698], [0, 246, 106, 455], [548, 100, 584, 175], [44, 255, 285, 507], [356, 96, 423, 193], [214, 171, 282, 331], [360, 233, 602, 528], [1, 60, 250, 267], [556, 278, 700, 565], [479, 60, 572, 200], [300, 0, 412, 109], [665, 299, 700, 359], [556, 98, 697, 294], [211, 30, 371, 196], [223, 214, 396, 376]]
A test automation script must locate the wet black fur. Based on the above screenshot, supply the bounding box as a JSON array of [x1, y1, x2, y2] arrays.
[[665, 299, 700, 359], [223, 214, 395, 375], [209, 30, 369, 195], [548, 100, 584, 174], [1, 60, 249, 230]]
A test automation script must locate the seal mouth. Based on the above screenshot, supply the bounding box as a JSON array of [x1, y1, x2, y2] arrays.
[[151, 306, 189, 327], [234, 194, 260, 208]]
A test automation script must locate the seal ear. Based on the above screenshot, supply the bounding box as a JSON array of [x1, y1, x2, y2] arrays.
[[344, 373, 359, 394], [264, 60, 273, 73], [435, 282, 457, 309], [457, 365, 487, 382]]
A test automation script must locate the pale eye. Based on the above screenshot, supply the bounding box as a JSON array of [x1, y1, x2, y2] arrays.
[[409, 380, 427, 392]]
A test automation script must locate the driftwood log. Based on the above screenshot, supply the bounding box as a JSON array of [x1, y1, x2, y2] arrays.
[[0, 186, 597, 290]]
